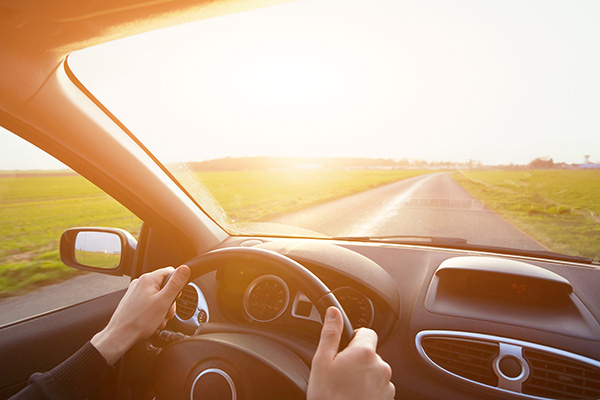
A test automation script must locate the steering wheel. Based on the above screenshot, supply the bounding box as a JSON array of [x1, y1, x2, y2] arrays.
[[153, 246, 354, 400]]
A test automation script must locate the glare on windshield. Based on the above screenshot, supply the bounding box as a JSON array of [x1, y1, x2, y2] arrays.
[[68, 0, 600, 262]]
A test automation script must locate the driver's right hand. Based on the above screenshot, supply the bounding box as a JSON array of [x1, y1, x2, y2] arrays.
[[307, 307, 395, 400]]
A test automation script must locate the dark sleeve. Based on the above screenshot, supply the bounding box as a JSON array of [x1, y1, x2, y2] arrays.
[[9, 341, 114, 400]]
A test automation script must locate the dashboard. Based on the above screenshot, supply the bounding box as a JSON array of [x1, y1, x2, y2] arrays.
[[170, 238, 600, 400], [173, 239, 399, 345]]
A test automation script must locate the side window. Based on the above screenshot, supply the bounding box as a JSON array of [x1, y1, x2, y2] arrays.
[[0, 127, 141, 326]]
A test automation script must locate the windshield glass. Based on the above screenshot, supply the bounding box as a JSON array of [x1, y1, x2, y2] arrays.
[[68, 0, 599, 262]]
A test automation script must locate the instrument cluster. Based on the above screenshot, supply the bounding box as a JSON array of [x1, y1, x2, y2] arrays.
[[241, 274, 375, 329]]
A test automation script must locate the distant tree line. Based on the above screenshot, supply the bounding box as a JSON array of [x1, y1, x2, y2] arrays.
[[182, 156, 584, 172], [184, 156, 480, 171], [526, 157, 584, 169], [528, 157, 555, 169]]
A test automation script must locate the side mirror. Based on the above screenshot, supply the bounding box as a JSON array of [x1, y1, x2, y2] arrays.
[[60, 227, 137, 275]]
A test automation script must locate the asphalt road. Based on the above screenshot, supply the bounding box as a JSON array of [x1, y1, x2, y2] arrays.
[[1, 172, 545, 325], [273, 172, 546, 250], [0, 273, 130, 326]]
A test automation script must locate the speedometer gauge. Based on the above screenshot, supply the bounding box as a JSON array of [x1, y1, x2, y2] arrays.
[[333, 286, 375, 329], [243, 275, 290, 322]]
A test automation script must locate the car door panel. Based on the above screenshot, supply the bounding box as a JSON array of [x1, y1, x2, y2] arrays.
[[0, 289, 125, 398]]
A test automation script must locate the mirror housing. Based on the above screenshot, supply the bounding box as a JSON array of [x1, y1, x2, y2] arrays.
[[60, 227, 137, 276]]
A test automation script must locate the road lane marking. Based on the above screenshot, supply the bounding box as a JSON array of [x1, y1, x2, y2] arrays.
[[344, 173, 438, 236]]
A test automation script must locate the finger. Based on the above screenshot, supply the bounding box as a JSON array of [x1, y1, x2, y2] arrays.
[[346, 327, 378, 352], [150, 266, 176, 288], [313, 307, 343, 363], [158, 319, 167, 331], [160, 265, 191, 300], [165, 303, 176, 320], [387, 381, 396, 399]]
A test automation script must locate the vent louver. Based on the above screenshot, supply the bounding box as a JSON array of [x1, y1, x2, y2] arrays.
[[417, 331, 600, 400], [523, 348, 600, 400], [421, 336, 499, 386], [175, 284, 198, 320]]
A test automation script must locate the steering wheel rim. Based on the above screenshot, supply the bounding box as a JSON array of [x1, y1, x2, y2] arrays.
[[185, 246, 354, 348]]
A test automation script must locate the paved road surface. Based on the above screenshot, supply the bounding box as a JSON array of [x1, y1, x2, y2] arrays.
[[1, 172, 545, 325], [273, 172, 546, 250], [0, 273, 129, 325]]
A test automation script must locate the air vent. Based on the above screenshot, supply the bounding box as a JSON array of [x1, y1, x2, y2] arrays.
[[421, 336, 499, 386], [416, 331, 600, 400], [523, 348, 600, 399], [176, 284, 198, 320]]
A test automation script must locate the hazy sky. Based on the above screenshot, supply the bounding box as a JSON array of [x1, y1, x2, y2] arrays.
[[2, 0, 599, 169]]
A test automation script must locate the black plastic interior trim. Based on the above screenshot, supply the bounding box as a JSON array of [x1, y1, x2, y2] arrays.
[[0, 290, 125, 398]]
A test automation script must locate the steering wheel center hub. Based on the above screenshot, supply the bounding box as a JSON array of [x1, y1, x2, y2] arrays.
[[191, 368, 236, 400]]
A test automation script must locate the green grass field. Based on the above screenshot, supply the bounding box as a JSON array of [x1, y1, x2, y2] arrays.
[[0, 174, 142, 297], [452, 170, 600, 260], [0, 169, 429, 296], [75, 249, 121, 269]]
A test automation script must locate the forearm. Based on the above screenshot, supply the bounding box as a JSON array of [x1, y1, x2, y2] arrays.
[[9, 342, 113, 400]]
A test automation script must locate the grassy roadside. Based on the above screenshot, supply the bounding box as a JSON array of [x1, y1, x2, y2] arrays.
[[452, 170, 600, 261], [0, 174, 142, 297], [1, 169, 431, 296]]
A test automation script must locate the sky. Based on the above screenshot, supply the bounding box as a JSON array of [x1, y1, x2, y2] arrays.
[[2, 0, 599, 169]]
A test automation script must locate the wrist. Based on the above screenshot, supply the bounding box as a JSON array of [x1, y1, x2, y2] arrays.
[[91, 325, 137, 365]]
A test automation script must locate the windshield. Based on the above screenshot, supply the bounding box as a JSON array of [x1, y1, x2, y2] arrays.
[[68, 0, 599, 262]]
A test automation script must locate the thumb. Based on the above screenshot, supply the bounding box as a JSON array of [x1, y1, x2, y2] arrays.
[[161, 265, 191, 301], [314, 307, 343, 363]]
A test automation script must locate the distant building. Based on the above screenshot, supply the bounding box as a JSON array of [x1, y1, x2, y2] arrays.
[[579, 155, 600, 169]]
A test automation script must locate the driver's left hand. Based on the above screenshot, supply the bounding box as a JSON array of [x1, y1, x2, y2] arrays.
[[90, 265, 191, 365]]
